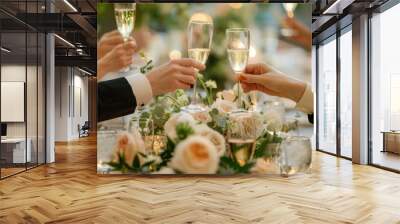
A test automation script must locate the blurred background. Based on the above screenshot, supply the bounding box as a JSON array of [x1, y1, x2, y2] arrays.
[[98, 3, 311, 91]]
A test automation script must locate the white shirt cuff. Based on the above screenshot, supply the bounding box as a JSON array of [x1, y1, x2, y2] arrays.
[[295, 84, 314, 114], [125, 74, 153, 107]]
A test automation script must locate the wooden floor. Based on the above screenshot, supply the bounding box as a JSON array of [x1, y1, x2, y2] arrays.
[[1, 136, 400, 224]]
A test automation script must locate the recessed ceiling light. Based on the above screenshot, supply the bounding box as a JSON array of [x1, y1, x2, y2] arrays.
[[1, 47, 11, 53], [54, 34, 75, 48], [63, 0, 78, 12], [78, 67, 92, 76]]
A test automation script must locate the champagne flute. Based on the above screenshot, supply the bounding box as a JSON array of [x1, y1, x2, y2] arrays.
[[283, 3, 297, 18], [226, 28, 250, 112], [182, 20, 213, 113], [282, 3, 298, 37], [114, 3, 136, 70]]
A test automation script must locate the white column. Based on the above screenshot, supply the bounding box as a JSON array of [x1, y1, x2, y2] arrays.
[[352, 14, 369, 164], [46, 32, 55, 163]]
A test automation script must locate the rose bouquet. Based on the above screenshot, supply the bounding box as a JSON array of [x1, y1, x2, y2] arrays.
[[107, 79, 299, 175]]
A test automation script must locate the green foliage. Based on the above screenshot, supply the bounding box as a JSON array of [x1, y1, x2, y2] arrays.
[[107, 153, 148, 173], [158, 138, 176, 168], [207, 108, 228, 135], [175, 122, 194, 141], [140, 59, 154, 74], [254, 131, 283, 159], [219, 156, 254, 174]]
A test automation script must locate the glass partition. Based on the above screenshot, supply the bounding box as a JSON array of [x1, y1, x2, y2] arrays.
[[0, 1, 46, 179], [1, 30, 27, 177], [317, 36, 337, 154]]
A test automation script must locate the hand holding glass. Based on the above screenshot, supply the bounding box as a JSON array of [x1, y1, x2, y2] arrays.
[[183, 20, 213, 113], [114, 3, 136, 70], [226, 28, 250, 110]]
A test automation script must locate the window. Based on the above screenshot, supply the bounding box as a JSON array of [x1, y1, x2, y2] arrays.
[[370, 3, 400, 171], [317, 36, 337, 154], [339, 28, 352, 158]]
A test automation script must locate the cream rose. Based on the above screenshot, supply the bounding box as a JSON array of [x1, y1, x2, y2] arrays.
[[192, 110, 212, 123], [113, 130, 145, 165], [211, 98, 237, 114], [164, 112, 195, 141], [170, 136, 219, 174], [217, 90, 236, 102], [195, 124, 226, 157]]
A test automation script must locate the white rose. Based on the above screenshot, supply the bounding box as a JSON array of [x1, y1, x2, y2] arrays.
[[195, 124, 226, 157], [113, 130, 145, 165], [164, 112, 195, 141], [263, 109, 283, 132], [211, 98, 237, 114], [192, 110, 212, 123], [216, 90, 236, 102], [170, 136, 219, 174]]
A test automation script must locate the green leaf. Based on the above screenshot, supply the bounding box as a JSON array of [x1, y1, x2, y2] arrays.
[[218, 156, 255, 174], [158, 138, 175, 168], [132, 155, 141, 169], [175, 122, 194, 141], [141, 160, 155, 168]]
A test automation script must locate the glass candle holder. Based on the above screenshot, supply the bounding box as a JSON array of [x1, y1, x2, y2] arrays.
[[278, 136, 312, 177]]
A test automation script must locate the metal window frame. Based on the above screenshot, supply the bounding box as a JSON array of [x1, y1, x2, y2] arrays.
[[315, 19, 353, 161]]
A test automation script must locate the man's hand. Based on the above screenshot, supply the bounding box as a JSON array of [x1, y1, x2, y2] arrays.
[[238, 63, 307, 103], [146, 59, 205, 96]]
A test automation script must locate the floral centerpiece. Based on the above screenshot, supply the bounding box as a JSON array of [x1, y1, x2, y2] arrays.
[[106, 76, 298, 175]]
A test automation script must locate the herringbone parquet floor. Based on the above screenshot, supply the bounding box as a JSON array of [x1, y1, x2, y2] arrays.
[[1, 135, 400, 224]]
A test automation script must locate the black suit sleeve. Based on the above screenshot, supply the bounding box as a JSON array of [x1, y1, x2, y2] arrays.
[[98, 78, 137, 122], [307, 113, 314, 124]]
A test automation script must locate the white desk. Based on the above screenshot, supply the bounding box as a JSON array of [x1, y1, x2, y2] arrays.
[[1, 138, 31, 163]]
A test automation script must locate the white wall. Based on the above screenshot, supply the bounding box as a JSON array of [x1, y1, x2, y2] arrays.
[[54, 67, 89, 141]]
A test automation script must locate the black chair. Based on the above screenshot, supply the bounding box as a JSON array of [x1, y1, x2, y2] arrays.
[[78, 121, 90, 138]]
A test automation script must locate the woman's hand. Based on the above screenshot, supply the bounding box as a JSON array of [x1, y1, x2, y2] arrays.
[[146, 59, 205, 96], [98, 30, 133, 59], [238, 63, 307, 103], [97, 41, 137, 80]]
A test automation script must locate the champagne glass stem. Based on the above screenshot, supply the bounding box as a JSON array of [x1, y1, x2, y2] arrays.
[[237, 75, 242, 108], [192, 72, 198, 105]]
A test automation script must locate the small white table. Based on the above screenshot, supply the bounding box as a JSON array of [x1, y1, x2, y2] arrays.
[[1, 138, 31, 163]]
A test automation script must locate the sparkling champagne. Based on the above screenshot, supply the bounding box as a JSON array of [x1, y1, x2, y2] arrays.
[[227, 49, 249, 73], [188, 48, 210, 65], [115, 9, 136, 40], [228, 138, 256, 166]]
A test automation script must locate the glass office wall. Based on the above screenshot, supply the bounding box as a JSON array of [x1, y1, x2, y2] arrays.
[[339, 28, 352, 158], [371, 3, 400, 171], [0, 1, 46, 179], [317, 36, 337, 154]]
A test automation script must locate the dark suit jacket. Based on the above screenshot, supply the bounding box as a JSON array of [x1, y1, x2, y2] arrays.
[[98, 77, 138, 122], [308, 114, 314, 124]]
